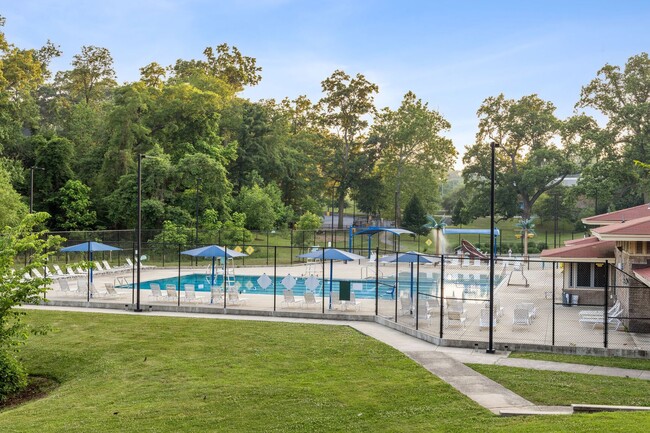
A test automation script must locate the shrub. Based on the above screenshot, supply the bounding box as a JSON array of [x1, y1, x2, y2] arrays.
[[0, 350, 27, 402]]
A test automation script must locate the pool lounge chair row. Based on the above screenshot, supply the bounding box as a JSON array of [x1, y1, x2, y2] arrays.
[[148, 283, 249, 306], [56, 278, 120, 298]]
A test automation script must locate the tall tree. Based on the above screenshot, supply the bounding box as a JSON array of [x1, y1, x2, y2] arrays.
[[372, 91, 456, 226], [318, 70, 379, 228], [462, 94, 576, 223], [56, 45, 116, 105], [576, 52, 650, 203]]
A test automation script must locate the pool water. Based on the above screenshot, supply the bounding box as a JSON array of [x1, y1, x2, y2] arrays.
[[125, 272, 502, 300]]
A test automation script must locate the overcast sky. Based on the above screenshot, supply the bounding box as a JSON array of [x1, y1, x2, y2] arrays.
[[4, 0, 650, 168]]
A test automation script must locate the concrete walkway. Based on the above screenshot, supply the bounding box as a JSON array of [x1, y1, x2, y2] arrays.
[[22, 305, 649, 416]]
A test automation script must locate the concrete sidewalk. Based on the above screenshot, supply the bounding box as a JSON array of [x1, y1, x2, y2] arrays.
[[22, 305, 649, 416]]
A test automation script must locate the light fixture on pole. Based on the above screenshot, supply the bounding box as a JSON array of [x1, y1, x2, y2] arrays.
[[487, 141, 499, 354], [29, 166, 44, 213]]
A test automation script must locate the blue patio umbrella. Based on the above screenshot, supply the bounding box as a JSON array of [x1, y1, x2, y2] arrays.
[[380, 251, 437, 310], [297, 248, 364, 309], [180, 245, 248, 286], [60, 241, 122, 283]]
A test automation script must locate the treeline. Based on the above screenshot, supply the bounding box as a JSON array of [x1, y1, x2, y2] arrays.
[[1, 14, 649, 239], [0, 16, 455, 238]]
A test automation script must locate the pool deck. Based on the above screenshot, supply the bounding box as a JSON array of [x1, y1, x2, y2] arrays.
[[42, 260, 650, 354]]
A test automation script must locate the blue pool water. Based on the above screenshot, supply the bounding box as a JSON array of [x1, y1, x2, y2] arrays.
[[125, 272, 502, 299]]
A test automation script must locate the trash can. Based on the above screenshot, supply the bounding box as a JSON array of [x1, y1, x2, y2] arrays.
[[562, 292, 572, 306]]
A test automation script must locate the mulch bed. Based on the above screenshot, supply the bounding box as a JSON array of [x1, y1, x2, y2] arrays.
[[0, 376, 59, 411]]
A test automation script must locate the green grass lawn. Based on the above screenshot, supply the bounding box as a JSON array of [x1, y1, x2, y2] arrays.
[[509, 352, 650, 371], [468, 364, 650, 407], [1, 310, 649, 432]]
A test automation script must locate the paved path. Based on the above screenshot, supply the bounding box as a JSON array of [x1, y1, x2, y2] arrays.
[[22, 305, 649, 415]]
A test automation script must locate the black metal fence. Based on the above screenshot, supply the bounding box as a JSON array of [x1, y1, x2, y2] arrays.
[[42, 239, 650, 355]]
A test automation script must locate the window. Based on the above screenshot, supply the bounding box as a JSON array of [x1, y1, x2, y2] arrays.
[[594, 264, 607, 287], [576, 263, 592, 287]]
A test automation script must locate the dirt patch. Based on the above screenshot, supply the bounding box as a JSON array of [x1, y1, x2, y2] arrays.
[[0, 376, 59, 411]]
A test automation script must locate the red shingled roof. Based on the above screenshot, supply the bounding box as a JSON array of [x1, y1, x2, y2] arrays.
[[592, 215, 650, 240], [633, 267, 650, 286], [582, 203, 650, 226], [539, 238, 615, 261]]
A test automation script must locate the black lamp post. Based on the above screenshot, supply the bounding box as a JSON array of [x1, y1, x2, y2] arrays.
[[487, 141, 499, 354], [135, 154, 144, 312], [195, 177, 202, 245], [29, 166, 44, 213]]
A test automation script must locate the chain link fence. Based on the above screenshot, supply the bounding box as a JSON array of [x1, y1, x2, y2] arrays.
[[40, 236, 650, 355]]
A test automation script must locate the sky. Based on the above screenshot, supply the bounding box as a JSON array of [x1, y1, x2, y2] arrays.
[[3, 0, 650, 168]]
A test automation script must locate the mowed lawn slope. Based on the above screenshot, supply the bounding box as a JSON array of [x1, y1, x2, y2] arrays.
[[0, 310, 648, 432]]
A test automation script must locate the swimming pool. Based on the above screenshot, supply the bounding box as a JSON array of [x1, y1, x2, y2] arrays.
[[124, 272, 500, 299], [125, 273, 391, 299]]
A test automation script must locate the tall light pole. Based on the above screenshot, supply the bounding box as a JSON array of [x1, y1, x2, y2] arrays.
[[488, 141, 499, 354], [135, 154, 144, 312], [195, 177, 202, 246], [29, 166, 44, 213]]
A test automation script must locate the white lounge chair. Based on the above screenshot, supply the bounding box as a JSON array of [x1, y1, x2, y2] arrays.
[[446, 309, 466, 328], [57, 278, 78, 295], [183, 284, 204, 302], [227, 290, 248, 306], [66, 266, 78, 276], [399, 294, 411, 315], [210, 285, 224, 303], [52, 264, 66, 277], [579, 308, 623, 331], [579, 300, 621, 319], [94, 261, 104, 273], [32, 268, 45, 279], [303, 291, 321, 309], [104, 283, 120, 297], [150, 283, 167, 301], [344, 292, 361, 311], [512, 307, 532, 328], [281, 289, 302, 308], [125, 258, 134, 268], [166, 284, 179, 302], [479, 308, 497, 330]]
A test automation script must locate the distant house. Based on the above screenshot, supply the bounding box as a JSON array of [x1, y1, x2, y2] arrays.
[[540, 203, 650, 332]]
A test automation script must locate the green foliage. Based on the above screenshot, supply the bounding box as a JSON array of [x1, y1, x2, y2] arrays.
[[0, 349, 26, 402], [53, 180, 96, 230], [462, 94, 576, 222], [402, 195, 428, 235], [151, 220, 191, 249], [295, 211, 322, 231], [0, 213, 62, 359], [372, 91, 456, 225], [219, 212, 253, 246], [0, 165, 27, 227]]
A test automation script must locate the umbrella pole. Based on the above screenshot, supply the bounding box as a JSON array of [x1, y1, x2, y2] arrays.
[[211, 257, 215, 303], [410, 262, 413, 314], [329, 260, 333, 310], [87, 245, 91, 302]]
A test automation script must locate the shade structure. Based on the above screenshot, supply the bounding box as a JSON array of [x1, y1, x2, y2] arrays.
[[297, 248, 365, 310], [380, 251, 437, 311], [180, 245, 248, 286], [60, 241, 122, 283]]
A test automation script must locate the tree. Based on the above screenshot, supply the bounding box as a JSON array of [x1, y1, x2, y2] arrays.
[[294, 211, 322, 247], [576, 52, 650, 203], [402, 195, 428, 235], [0, 164, 27, 227], [318, 70, 379, 228], [171, 43, 261, 93], [0, 213, 63, 401], [57, 45, 116, 104], [462, 94, 576, 223], [235, 184, 277, 231], [53, 179, 97, 230], [372, 91, 456, 226]]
